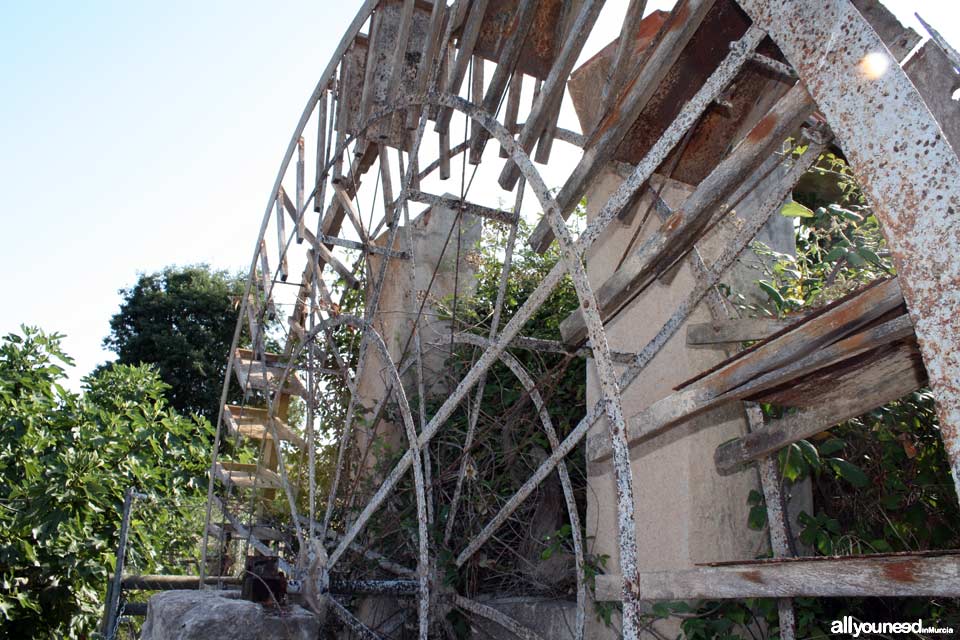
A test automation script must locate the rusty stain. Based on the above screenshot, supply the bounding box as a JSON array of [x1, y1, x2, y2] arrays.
[[741, 570, 765, 584], [881, 561, 918, 583], [746, 109, 778, 143]]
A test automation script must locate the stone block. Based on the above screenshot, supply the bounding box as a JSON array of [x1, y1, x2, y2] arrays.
[[140, 590, 321, 640]]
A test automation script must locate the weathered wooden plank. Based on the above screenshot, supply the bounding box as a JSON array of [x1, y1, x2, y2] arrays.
[[314, 88, 329, 213], [377, 144, 395, 227], [497, 0, 606, 189], [357, 6, 382, 151], [296, 137, 305, 244], [468, 0, 539, 163], [559, 84, 816, 344], [233, 348, 308, 399], [499, 72, 523, 159], [687, 318, 797, 346], [600, 0, 649, 109], [408, 0, 447, 129], [904, 40, 960, 154], [214, 497, 290, 569], [532, 0, 578, 165], [526, 0, 717, 247], [852, 0, 921, 61], [383, 0, 417, 132], [532, 89, 563, 164], [715, 341, 926, 474], [469, 54, 485, 146], [594, 552, 960, 601], [590, 313, 914, 465], [405, 190, 518, 225], [587, 280, 909, 464], [332, 183, 369, 243], [439, 127, 451, 180], [214, 461, 283, 490], [223, 404, 307, 449], [453, 595, 547, 640], [434, 0, 489, 134], [275, 189, 288, 281]]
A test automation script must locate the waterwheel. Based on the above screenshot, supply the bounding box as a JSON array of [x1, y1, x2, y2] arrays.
[[200, 1, 960, 638]]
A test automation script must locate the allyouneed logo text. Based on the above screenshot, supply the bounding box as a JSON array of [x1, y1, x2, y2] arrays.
[[831, 616, 954, 637]]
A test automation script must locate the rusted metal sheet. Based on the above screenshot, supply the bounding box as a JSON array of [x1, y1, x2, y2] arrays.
[[567, 0, 793, 189], [469, 0, 575, 80], [532, 0, 719, 251], [567, 10, 669, 135], [737, 0, 960, 502], [615, 0, 793, 185], [594, 551, 960, 601]]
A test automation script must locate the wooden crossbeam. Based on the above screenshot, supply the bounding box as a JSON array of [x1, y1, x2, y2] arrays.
[[405, 190, 518, 225], [687, 318, 797, 346], [594, 552, 960, 601], [233, 348, 308, 399], [223, 404, 307, 450], [214, 462, 283, 490], [318, 233, 407, 259]]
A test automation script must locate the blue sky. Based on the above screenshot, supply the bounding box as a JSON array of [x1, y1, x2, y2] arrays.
[[0, 1, 956, 388]]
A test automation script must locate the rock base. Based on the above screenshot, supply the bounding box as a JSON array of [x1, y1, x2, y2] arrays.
[[141, 590, 321, 640]]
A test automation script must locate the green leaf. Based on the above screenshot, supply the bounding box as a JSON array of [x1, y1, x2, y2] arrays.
[[780, 443, 805, 482], [827, 458, 869, 487], [818, 438, 845, 456], [781, 201, 815, 218], [857, 247, 885, 268], [845, 250, 866, 267], [797, 439, 821, 473], [758, 281, 785, 307], [822, 247, 846, 263]]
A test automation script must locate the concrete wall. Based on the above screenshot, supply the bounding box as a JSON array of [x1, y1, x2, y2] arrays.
[[583, 168, 795, 637], [354, 199, 481, 468]]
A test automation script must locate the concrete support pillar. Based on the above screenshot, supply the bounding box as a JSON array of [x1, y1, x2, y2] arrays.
[[583, 168, 795, 637]]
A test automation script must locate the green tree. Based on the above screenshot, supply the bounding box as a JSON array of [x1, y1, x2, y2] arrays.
[[102, 265, 244, 420], [0, 327, 212, 638]]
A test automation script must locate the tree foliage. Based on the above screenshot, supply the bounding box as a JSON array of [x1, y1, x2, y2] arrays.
[[102, 265, 244, 420], [0, 327, 211, 638]]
